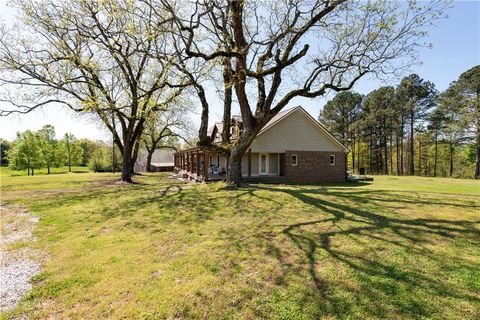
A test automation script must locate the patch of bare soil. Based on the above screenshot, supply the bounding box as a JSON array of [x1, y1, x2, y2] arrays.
[[0, 205, 44, 313]]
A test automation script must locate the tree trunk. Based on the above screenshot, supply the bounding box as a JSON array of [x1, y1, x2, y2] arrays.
[[112, 142, 116, 174], [409, 111, 415, 175], [383, 136, 388, 175], [400, 116, 404, 175], [67, 142, 72, 172], [434, 132, 438, 177], [121, 142, 134, 183], [47, 165, 50, 174], [146, 150, 154, 172], [225, 130, 258, 186], [475, 95, 480, 178], [130, 141, 140, 175], [27, 167, 30, 176], [418, 139, 422, 176], [222, 59, 233, 144], [352, 135, 356, 174], [383, 117, 388, 175], [449, 143, 454, 177], [226, 149, 243, 186], [389, 133, 393, 175], [396, 133, 400, 175], [31, 167, 34, 176], [476, 132, 480, 179]]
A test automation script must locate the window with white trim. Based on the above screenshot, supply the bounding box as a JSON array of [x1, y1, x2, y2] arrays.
[[291, 154, 298, 166], [329, 155, 336, 165]]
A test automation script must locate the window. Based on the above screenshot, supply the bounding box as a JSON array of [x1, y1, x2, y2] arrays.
[[291, 154, 298, 166], [329, 155, 336, 165]]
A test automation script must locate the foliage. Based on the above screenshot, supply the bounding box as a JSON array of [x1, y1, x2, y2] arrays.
[[88, 142, 121, 172], [319, 91, 362, 144], [38, 125, 63, 173], [156, 0, 449, 185], [60, 133, 83, 172], [320, 66, 478, 179], [0, 138, 11, 166], [360, 86, 397, 174], [78, 139, 102, 167], [141, 100, 192, 171], [4, 126, 119, 175], [0, 0, 188, 182], [7, 130, 44, 175], [442, 65, 480, 178]]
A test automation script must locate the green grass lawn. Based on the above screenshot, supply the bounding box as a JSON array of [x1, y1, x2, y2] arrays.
[[0, 166, 90, 177], [1, 173, 479, 319]]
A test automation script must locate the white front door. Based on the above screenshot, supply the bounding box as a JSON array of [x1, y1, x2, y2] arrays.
[[259, 153, 268, 175]]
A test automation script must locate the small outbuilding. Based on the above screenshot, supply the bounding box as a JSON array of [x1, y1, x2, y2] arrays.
[[135, 149, 175, 172]]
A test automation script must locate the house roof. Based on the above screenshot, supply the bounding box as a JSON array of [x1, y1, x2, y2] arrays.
[[256, 106, 349, 152], [259, 107, 298, 134], [207, 106, 348, 152]]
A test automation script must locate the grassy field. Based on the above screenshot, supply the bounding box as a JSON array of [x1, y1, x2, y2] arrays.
[[1, 166, 90, 177], [1, 173, 479, 319]]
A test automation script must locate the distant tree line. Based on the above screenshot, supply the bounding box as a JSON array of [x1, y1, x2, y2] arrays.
[[1, 120, 185, 175], [319, 66, 480, 179], [2, 125, 122, 175]]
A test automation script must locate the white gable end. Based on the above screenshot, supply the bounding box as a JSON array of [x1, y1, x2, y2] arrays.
[[250, 108, 345, 153]]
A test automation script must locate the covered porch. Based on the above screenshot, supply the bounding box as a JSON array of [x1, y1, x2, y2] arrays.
[[174, 148, 285, 182]]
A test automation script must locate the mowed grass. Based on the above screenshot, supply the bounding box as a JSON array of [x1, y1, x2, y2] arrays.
[[1, 165, 90, 177], [1, 173, 479, 319]]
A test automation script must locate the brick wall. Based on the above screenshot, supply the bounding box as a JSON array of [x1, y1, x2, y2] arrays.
[[284, 151, 346, 182]]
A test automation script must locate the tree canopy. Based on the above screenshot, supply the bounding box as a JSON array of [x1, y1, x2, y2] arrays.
[[0, 0, 189, 182], [158, 0, 448, 185]]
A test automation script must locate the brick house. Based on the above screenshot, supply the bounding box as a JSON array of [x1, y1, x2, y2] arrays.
[[174, 106, 348, 182]]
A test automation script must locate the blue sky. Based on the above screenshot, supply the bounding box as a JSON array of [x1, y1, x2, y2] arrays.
[[0, 0, 479, 141]]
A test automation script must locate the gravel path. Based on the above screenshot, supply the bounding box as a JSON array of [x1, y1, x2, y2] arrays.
[[0, 205, 42, 313]]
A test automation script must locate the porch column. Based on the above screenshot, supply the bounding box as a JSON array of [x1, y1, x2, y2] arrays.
[[203, 150, 209, 181], [195, 150, 200, 177], [189, 152, 192, 173], [190, 151, 193, 173], [187, 152, 190, 172], [196, 150, 200, 176], [190, 152, 193, 173], [248, 149, 252, 177]]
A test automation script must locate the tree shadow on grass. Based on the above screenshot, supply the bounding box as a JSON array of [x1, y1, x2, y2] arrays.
[[254, 185, 480, 318]]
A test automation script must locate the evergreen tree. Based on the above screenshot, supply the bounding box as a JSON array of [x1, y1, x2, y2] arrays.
[[396, 74, 437, 175], [361, 87, 396, 174], [447, 66, 480, 178], [427, 107, 446, 177], [319, 91, 362, 172]]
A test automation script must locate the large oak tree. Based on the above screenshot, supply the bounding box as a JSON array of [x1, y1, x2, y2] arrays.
[[0, 0, 188, 182], [158, 0, 448, 186]]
